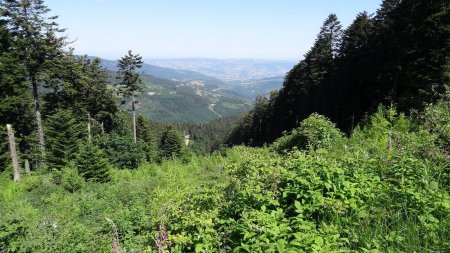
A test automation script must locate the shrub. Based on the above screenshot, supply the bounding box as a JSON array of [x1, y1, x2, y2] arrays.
[[421, 99, 450, 151], [58, 164, 84, 192], [271, 113, 342, 153]]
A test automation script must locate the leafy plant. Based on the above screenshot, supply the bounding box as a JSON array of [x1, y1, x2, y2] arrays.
[[271, 113, 342, 153]]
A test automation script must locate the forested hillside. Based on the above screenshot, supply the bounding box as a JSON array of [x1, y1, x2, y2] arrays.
[[0, 0, 449, 252], [105, 65, 251, 124], [226, 0, 449, 146]]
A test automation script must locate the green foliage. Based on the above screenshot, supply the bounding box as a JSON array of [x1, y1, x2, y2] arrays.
[[43, 54, 118, 131], [75, 144, 111, 183], [0, 154, 225, 252], [1, 103, 449, 252], [177, 114, 242, 154], [102, 132, 146, 169], [115, 50, 143, 101], [421, 99, 450, 151], [45, 109, 84, 170], [0, 0, 449, 252], [136, 115, 162, 162], [159, 126, 184, 160], [99, 112, 146, 169], [53, 163, 85, 192], [271, 113, 342, 153], [0, 20, 35, 171]]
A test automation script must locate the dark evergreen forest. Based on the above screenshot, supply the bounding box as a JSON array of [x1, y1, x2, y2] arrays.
[[226, 1, 449, 146]]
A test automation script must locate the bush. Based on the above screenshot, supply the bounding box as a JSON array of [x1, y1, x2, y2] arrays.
[[58, 164, 84, 192], [421, 99, 450, 151], [45, 109, 84, 170], [271, 113, 342, 153]]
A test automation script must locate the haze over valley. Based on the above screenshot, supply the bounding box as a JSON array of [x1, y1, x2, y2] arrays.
[[145, 58, 296, 83]]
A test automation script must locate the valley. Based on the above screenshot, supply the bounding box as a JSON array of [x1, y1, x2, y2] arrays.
[[96, 56, 290, 123]]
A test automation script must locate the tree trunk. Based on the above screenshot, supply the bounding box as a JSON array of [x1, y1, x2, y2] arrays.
[[6, 124, 21, 182], [87, 113, 92, 143], [132, 98, 137, 143], [25, 159, 30, 174], [32, 77, 46, 157]]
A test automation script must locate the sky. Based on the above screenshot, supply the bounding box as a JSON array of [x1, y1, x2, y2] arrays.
[[46, 0, 382, 61]]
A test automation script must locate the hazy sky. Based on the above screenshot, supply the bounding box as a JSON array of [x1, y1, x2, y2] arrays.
[[46, 0, 381, 61]]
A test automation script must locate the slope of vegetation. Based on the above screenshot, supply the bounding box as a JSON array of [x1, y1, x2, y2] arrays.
[[1, 103, 449, 252], [114, 72, 250, 124]]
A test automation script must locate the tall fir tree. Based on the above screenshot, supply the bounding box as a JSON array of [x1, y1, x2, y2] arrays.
[[43, 53, 118, 132], [227, 0, 448, 146], [115, 50, 143, 143], [1, 0, 68, 163], [99, 112, 146, 169], [0, 11, 34, 170]]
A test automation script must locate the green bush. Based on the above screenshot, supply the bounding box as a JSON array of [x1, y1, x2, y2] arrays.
[[421, 99, 450, 151], [271, 113, 342, 153], [60, 164, 84, 193]]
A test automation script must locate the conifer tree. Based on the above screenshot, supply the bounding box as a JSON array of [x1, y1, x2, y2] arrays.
[[0, 13, 35, 170], [137, 115, 160, 162], [99, 112, 146, 169], [115, 50, 143, 143], [159, 126, 183, 159], [75, 144, 110, 183], [228, 0, 448, 147], [1, 0, 67, 161], [45, 109, 83, 170], [43, 54, 117, 130]]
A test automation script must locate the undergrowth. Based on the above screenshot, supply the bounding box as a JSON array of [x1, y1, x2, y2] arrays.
[[1, 104, 449, 252]]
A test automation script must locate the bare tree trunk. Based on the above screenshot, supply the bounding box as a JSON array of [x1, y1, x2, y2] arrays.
[[32, 77, 46, 157], [132, 98, 137, 143], [25, 159, 30, 174], [101, 122, 104, 134], [184, 134, 190, 146], [6, 124, 21, 182], [87, 113, 92, 143]]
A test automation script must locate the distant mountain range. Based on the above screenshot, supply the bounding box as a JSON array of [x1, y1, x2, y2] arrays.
[[145, 58, 296, 83], [87, 56, 227, 89], [91, 56, 291, 98], [232, 76, 285, 98]]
